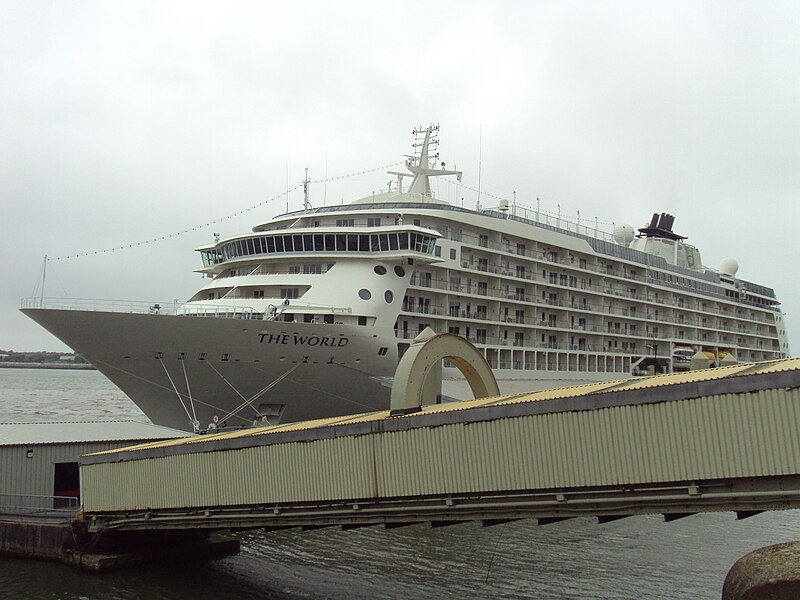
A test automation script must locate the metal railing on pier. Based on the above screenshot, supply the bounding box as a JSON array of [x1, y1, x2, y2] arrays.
[[0, 493, 78, 518]]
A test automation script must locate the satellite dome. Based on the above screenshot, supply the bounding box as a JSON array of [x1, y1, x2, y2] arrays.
[[720, 257, 739, 276], [613, 223, 635, 245]]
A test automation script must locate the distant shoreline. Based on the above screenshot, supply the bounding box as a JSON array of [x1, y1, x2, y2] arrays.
[[0, 362, 96, 370]]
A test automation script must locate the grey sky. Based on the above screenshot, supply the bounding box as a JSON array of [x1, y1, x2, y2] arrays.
[[2, 0, 798, 352]]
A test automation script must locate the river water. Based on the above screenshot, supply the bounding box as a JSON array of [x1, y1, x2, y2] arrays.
[[2, 367, 799, 599]]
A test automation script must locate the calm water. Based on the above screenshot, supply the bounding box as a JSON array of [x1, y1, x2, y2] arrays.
[[2, 368, 799, 599]]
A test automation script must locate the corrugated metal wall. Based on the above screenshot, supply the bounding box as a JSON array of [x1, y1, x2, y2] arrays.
[[2, 442, 143, 498], [81, 388, 800, 512]]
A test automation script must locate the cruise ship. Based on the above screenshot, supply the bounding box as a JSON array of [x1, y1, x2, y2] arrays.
[[22, 126, 791, 431]]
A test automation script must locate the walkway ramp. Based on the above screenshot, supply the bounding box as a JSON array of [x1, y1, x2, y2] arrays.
[[79, 358, 800, 533]]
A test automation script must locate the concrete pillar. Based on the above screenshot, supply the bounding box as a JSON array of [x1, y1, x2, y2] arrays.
[[723, 541, 800, 599]]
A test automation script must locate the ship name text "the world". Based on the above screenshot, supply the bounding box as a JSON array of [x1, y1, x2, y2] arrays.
[[258, 333, 350, 347]]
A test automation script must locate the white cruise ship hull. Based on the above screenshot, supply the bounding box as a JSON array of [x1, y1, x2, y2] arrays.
[[22, 308, 397, 431]]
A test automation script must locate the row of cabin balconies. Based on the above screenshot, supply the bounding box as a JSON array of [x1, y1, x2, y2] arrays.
[[452, 230, 726, 294], [406, 282, 779, 337], [450, 229, 777, 310], [449, 259, 778, 321], [412, 270, 778, 328], [449, 230, 647, 281], [441, 222, 773, 311], [395, 327, 643, 355], [396, 320, 783, 362], [398, 304, 782, 352]]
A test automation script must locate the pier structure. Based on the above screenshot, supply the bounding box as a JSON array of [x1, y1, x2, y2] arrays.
[[78, 357, 800, 536]]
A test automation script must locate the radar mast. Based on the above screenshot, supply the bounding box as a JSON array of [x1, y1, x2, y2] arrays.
[[389, 125, 462, 198]]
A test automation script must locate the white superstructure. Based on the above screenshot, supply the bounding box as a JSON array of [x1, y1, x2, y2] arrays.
[[22, 126, 791, 431]]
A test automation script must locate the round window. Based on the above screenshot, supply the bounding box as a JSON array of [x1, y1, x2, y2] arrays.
[[358, 289, 371, 300], [384, 290, 394, 304], [394, 266, 405, 277], [374, 265, 387, 275]]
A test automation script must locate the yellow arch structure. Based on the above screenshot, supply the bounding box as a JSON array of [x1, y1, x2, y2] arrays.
[[390, 328, 500, 415]]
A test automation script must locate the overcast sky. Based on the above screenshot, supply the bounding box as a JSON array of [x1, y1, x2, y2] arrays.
[[2, 0, 799, 353]]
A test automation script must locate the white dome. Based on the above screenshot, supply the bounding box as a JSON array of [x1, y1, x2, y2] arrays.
[[613, 223, 635, 245], [720, 257, 739, 276]]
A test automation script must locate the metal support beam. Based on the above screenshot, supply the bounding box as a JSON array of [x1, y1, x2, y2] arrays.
[[598, 515, 629, 524], [736, 510, 763, 520], [537, 517, 574, 526], [663, 513, 696, 522]]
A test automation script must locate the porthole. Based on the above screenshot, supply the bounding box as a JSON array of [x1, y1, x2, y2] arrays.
[[358, 289, 372, 300], [394, 265, 405, 277], [385, 290, 394, 304], [374, 265, 387, 275]]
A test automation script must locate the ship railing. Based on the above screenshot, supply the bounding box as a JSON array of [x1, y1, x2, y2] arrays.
[[0, 493, 78, 517], [22, 297, 184, 315], [179, 304, 263, 319], [21, 297, 264, 320]]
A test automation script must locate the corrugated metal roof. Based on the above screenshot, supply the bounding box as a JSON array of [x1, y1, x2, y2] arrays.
[[599, 363, 756, 391], [491, 380, 630, 406], [746, 357, 800, 374], [84, 358, 800, 457], [0, 421, 192, 446]]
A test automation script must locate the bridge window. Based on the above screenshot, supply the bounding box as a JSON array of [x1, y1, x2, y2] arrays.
[[208, 229, 435, 266]]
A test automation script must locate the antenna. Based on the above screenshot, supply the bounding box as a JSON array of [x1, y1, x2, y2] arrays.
[[477, 124, 482, 211], [303, 167, 310, 211], [40, 254, 47, 306]]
